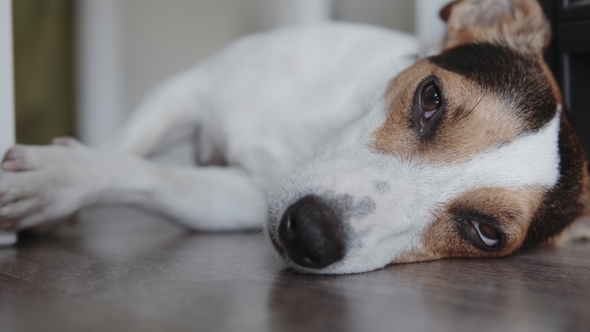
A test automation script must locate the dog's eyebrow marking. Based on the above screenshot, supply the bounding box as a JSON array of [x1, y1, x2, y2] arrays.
[[428, 43, 556, 132], [373, 180, 391, 195]]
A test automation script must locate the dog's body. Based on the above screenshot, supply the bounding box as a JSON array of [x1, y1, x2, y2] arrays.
[[1, 0, 588, 274]]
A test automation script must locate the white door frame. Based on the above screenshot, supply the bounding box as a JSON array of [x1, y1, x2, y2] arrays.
[[76, 0, 124, 146], [0, 0, 16, 245]]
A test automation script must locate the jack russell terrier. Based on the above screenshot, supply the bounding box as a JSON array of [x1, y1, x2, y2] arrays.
[[0, 0, 588, 274]]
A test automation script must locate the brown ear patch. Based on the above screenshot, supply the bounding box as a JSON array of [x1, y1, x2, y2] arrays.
[[439, 1, 461, 22], [394, 186, 545, 263]]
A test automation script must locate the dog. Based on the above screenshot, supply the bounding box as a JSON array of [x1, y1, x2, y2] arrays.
[[0, 0, 588, 274]]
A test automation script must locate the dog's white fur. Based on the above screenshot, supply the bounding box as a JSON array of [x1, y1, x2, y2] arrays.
[[0, 22, 564, 274]]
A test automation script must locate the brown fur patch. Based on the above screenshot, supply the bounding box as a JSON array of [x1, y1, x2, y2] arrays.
[[394, 186, 545, 263], [371, 59, 523, 163]]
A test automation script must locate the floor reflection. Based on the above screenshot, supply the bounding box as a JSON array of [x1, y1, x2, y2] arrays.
[[414, 257, 590, 332], [267, 271, 353, 332]]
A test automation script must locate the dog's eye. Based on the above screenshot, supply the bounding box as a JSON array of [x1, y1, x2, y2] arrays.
[[421, 83, 441, 118], [412, 78, 445, 139], [455, 216, 505, 252], [471, 220, 500, 247]]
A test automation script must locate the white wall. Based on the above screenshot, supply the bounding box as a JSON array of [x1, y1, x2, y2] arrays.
[[333, 0, 414, 33], [415, 0, 449, 55], [280, 0, 332, 25]]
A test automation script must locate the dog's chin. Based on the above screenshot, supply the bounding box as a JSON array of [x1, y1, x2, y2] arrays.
[[280, 255, 391, 275], [267, 231, 388, 275], [277, 254, 349, 275]]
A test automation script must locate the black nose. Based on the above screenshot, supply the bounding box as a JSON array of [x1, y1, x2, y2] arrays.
[[278, 195, 345, 269]]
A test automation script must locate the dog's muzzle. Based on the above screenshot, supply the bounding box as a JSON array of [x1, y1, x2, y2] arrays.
[[278, 195, 345, 269]]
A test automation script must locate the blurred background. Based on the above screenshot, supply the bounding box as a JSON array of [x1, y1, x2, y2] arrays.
[[11, 0, 448, 146]]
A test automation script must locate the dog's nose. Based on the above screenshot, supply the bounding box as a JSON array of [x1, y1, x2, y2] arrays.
[[278, 195, 345, 269]]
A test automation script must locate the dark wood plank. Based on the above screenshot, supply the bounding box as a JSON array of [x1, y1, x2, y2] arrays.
[[0, 207, 589, 332]]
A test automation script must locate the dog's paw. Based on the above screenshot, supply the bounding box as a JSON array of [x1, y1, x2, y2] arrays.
[[0, 142, 99, 230], [568, 216, 590, 242], [2, 138, 87, 172], [551, 216, 590, 245], [2, 146, 35, 172]]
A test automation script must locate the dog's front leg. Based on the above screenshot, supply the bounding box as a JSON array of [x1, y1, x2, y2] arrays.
[[0, 139, 266, 230], [0, 138, 146, 230], [0, 138, 265, 231]]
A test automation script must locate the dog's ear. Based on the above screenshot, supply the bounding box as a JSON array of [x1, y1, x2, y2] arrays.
[[440, 0, 550, 53], [439, 0, 460, 22]]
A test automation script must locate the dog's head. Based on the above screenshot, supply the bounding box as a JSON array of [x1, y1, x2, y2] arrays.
[[267, 0, 589, 274]]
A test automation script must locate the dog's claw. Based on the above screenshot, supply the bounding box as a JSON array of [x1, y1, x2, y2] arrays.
[[2, 148, 26, 172]]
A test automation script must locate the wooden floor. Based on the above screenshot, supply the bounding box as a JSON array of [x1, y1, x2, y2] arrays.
[[0, 207, 589, 332]]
